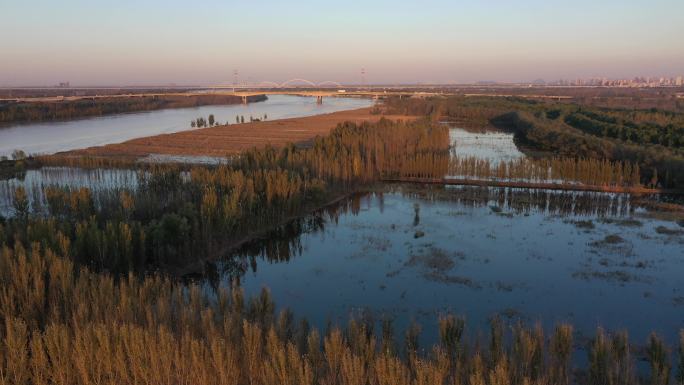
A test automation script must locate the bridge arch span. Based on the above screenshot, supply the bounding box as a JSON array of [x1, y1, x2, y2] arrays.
[[317, 80, 343, 88], [258, 81, 280, 88], [279, 78, 318, 88]]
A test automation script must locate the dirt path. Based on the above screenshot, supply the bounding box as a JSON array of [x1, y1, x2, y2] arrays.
[[66, 107, 415, 158]]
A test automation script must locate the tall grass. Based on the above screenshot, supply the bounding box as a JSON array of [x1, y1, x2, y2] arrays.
[[0, 244, 683, 384]]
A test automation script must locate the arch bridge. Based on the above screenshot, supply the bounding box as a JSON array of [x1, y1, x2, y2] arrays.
[[209, 77, 422, 104], [230, 78, 349, 104]]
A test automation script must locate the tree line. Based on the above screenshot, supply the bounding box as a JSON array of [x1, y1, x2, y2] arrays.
[[396, 185, 635, 217], [383, 96, 684, 188], [0, 118, 449, 274], [191, 113, 269, 128], [495, 110, 684, 188], [446, 156, 642, 187], [0, 94, 268, 124], [563, 109, 684, 151]]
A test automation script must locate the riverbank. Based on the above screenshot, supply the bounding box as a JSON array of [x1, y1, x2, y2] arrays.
[[64, 107, 416, 158], [0, 93, 268, 124], [171, 189, 363, 278]]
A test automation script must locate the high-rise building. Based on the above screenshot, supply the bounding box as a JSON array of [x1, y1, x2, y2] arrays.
[[677, 76, 683, 86]]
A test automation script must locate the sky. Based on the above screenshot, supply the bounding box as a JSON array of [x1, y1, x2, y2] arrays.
[[1, 0, 683, 86]]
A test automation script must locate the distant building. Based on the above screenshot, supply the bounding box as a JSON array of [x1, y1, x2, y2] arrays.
[[549, 75, 682, 88]]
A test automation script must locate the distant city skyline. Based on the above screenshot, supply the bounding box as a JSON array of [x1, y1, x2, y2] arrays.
[[1, 0, 683, 86], [15, 74, 684, 89]]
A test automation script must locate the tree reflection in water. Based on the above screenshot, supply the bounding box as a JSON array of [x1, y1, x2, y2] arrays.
[[217, 186, 642, 285]]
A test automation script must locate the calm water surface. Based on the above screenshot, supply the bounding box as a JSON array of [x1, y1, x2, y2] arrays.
[[0, 167, 139, 216], [0, 95, 372, 157], [207, 126, 684, 347], [215, 189, 684, 347]]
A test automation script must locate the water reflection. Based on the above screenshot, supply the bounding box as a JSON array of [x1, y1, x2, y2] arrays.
[[449, 127, 524, 162], [407, 186, 635, 217], [218, 187, 640, 280], [211, 186, 684, 346], [0, 95, 373, 157], [0, 167, 139, 216], [219, 196, 366, 284]]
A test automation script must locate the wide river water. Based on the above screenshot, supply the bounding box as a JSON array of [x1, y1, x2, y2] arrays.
[[0, 94, 372, 157]]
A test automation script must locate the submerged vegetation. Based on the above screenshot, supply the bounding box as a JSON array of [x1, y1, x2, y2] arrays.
[[448, 156, 641, 187], [392, 153, 642, 188]]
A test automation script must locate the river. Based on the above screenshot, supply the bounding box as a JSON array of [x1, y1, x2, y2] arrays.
[[0, 94, 372, 157]]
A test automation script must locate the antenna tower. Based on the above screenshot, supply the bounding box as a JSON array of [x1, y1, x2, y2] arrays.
[[233, 69, 239, 92]]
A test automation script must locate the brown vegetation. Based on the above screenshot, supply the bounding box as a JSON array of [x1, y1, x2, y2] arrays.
[[1, 118, 448, 275], [1, 245, 683, 385], [2, 112, 684, 384], [381, 152, 665, 194], [64, 108, 415, 159]]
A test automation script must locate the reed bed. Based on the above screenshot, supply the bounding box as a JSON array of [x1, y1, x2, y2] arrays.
[[1, 244, 683, 385]]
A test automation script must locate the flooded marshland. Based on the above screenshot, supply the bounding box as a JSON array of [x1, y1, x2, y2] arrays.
[[201, 126, 683, 348], [449, 127, 525, 162], [213, 187, 684, 348], [2, 124, 682, 350], [0, 167, 139, 216]]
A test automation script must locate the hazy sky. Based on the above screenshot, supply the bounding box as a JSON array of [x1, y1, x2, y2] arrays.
[[1, 0, 683, 86]]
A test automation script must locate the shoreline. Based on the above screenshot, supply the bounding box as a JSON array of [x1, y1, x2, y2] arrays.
[[0, 93, 268, 125], [62, 107, 415, 159], [167, 189, 367, 278]]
